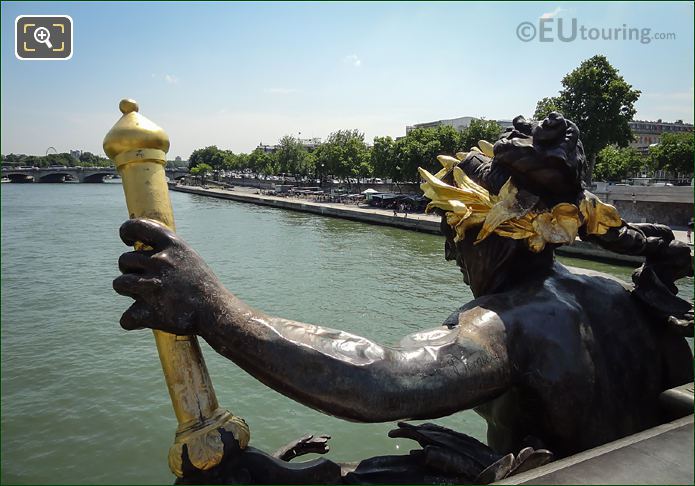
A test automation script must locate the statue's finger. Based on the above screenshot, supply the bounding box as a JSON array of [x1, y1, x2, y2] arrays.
[[120, 218, 176, 250], [113, 274, 162, 299], [118, 250, 157, 274], [120, 301, 154, 331]]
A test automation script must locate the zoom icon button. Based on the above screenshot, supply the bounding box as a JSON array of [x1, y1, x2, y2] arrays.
[[16, 15, 73, 60]]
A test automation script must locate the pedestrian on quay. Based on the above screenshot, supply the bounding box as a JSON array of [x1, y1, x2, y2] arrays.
[[687, 217, 694, 244]]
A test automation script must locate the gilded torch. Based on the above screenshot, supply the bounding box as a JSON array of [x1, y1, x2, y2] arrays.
[[103, 99, 249, 477]]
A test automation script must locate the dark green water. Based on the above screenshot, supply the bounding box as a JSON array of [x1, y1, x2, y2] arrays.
[[1, 183, 692, 484]]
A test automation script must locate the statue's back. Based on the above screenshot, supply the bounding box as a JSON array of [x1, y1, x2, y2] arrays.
[[474, 264, 693, 458]]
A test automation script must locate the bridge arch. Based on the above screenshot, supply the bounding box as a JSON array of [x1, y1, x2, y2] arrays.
[[38, 172, 78, 183], [81, 172, 111, 183], [6, 173, 34, 183]]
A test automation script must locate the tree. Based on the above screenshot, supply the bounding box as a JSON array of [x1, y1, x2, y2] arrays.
[[247, 148, 278, 175], [234, 153, 250, 172], [533, 97, 562, 120], [392, 126, 467, 182], [188, 146, 227, 170], [649, 132, 694, 176], [190, 162, 213, 185], [79, 152, 111, 167], [42, 152, 77, 167], [593, 146, 646, 182], [221, 151, 238, 171], [371, 136, 397, 180], [460, 119, 503, 151], [275, 136, 315, 177], [315, 130, 369, 183], [532, 55, 641, 183], [1, 153, 27, 166]]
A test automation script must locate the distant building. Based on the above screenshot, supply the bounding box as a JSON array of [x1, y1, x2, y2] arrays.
[[405, 116, 513, 134], [70, 149, 82, 159], [175, 156, 182, 163], [256, 137, 322, 153], [629, 119, 693, 154], [257, 144, 276, 153]]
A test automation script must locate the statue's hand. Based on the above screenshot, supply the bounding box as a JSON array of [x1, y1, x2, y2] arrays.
[[113, 218, 225, 335]]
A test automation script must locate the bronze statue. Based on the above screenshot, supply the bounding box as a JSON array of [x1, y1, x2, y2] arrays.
[[113, 113, 693, 483]]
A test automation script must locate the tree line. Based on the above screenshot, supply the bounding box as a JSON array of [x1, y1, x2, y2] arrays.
[[187, 119, 503, 183], [1, 152, 112, 168], [592, 132, 694, 182], [1, 152, 191, 171]]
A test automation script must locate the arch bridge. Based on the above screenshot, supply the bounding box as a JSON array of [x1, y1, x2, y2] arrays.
[[1, 167, 188, 183]]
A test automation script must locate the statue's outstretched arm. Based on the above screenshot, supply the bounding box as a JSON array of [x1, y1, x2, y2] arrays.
[[114, 218, 511, 422]]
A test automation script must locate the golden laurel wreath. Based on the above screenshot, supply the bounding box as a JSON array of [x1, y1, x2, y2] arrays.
[[419, 142, 623, 253]]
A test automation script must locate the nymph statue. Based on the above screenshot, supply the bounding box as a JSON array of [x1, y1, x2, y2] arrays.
[[114, 113, 693, 483]]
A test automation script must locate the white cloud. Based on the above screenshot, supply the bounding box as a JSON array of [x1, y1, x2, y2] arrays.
[[343, 54, 362, 68], [164, 74, 179, 84], [541, 7, 565, 19], [264, 88, 298, 95]]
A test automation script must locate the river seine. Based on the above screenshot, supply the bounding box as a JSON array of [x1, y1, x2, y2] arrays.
[[2, 183, 692, 484]]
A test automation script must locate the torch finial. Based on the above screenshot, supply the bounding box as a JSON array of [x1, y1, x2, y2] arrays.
[[103, 98, 169, 164]]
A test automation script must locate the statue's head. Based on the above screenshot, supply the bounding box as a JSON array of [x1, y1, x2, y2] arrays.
[[476, 112, 586, 204], [420, 113, 620, 296]]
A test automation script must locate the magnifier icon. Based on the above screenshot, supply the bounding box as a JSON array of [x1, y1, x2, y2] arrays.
[[33, 27, 53, 49]]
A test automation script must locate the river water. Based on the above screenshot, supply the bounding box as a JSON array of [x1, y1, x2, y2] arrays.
[[1, 183, 692, 484]]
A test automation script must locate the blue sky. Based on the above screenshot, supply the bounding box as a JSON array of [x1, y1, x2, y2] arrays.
[[1, 1, 693, 159]]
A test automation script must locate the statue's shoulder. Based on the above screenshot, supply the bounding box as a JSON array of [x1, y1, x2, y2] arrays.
[[443, 301, 506, 329], [444, 266, 624, 332]]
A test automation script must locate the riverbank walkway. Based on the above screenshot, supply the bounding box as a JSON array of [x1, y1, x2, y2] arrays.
[[170, 184, 693, 265]]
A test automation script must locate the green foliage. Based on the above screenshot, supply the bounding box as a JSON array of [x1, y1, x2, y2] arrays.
[[41, 153, 74, 167], [371, 136, 397, 181], [188, 146, 232, 170], [1, 152, 110, 168], [78, 152, 111, 167], [247, 148, 278, 175], [394, 128, 447, 182], [533, 97, 562, 120], [190, 163, 213, 184], [275, 136, 315, 176], [649, 132, 694, 175], [175, 118, 497, 185], [389, 121, 502, 182], [593, 146, 646, 181], [314, 129, 369, 181], [532, 55, 641, 182], [460, 119, 503, 151], [166, 158, 190, 169]]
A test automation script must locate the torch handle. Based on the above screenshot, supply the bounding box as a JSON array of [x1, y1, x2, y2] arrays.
[[118, 156, 221, 424], [116, 154, 248, 477]]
